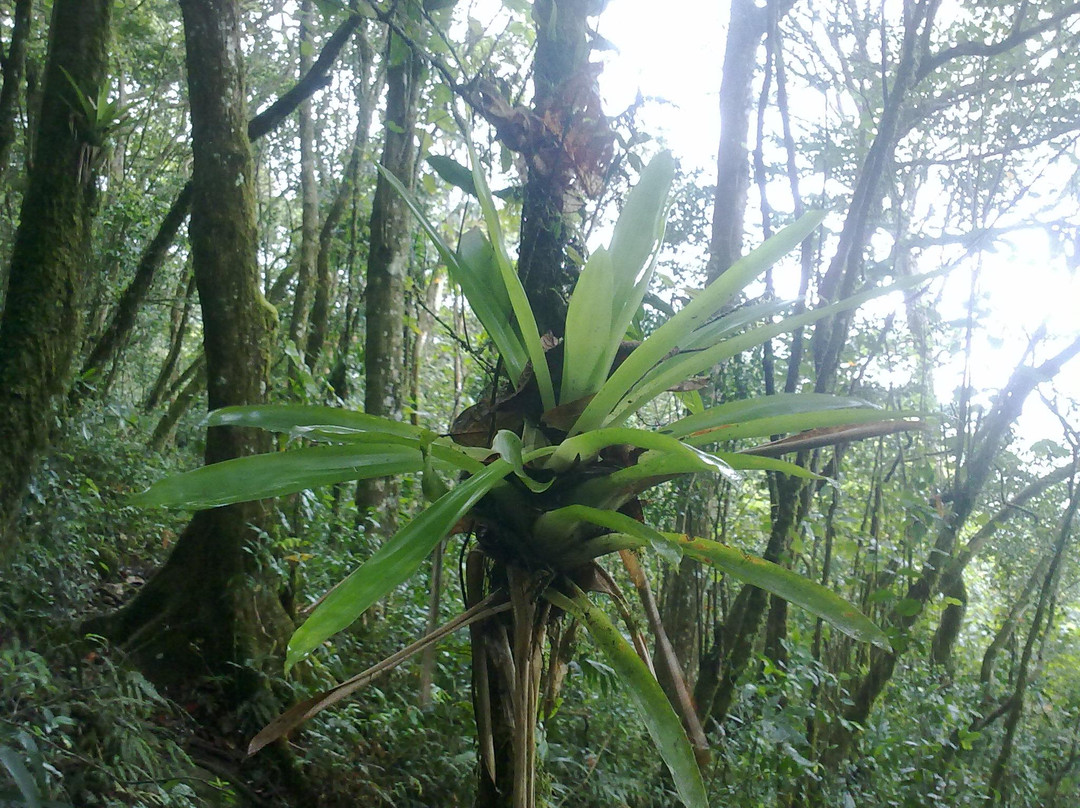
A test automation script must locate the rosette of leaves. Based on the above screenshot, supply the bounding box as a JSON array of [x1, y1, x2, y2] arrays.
[[136, 149, 924, 807]]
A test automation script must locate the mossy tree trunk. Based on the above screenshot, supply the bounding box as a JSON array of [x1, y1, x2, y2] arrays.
[[89, 0, 292, 709], [514, 0, 610, 338], [0, 0, 112, 552]]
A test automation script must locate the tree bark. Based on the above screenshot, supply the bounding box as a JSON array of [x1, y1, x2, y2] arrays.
[[987, 474, 1078, 805], [0, 0, 112, 551], [0, 0, 31, 182], [286, 0, 320, 368], [305, 30, 378, 372], [826, 336, 1080, 764], [704, 0, 767, 284], [510, 0, 611, 338], [87, 0, 292, 708], [71, 10, 362, 407], [355, 28, 422, 530], [144, 268, 197, 411]]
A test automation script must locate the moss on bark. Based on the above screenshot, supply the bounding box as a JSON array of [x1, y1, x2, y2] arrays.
[[89, 0, 291, 707], [0, 0, 112, 550]]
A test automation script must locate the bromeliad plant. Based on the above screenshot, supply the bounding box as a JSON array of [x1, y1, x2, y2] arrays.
[[136, 150, 921, 807]]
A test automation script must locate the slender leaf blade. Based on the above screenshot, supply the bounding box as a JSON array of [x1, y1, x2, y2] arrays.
[[713, 453, 821, 479], [549, 507, 890, 650], [0, 746, 41, 808], [673, 533, 891, 650], [609, 268, 945, 425], [457, 229, 529, 380], [286, 460, 514, 668], [377, 164, 527, 381], [664, 394, 875, 439], [208, 403, 422, 438], [545, 427, 737, 483], [545, 586, 709, 808], [466, 139, 556, 411], [572, 212, 825, 434], [132, 445, 422, 509], [562, 247, 617, 403]]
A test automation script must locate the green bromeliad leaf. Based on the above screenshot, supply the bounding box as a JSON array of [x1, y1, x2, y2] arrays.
[[286, 459, 515, 669], [663, 394, 876, 439], [131, 444, 424, 510], [206, 404, 486, 469], [466, 139, 556, 411], [570, 212, 826, 435], [543, 427, 737, 481], [606, 268, 944, 428], [545, 584, 709, 808], [562, 151, 675, 404], [542, 506, 891, 651], [377, 164, 530, 382]]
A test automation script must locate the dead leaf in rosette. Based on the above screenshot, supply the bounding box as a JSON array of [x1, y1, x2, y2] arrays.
[[740, 419, 926, 458]]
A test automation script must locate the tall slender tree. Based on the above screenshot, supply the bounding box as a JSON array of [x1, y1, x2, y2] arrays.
[[355, 24, 423, 530]]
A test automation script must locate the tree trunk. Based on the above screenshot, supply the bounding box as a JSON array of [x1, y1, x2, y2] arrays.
[[72, 183, 193, 405], [825, 337, 1080, 765], [355, 28, 422, 530], [0, 0, 31, 182], [930, 574, 966, 669], [305, 35, 377, 371], [144, 268, 197, 412], [980, 555, 1049, 688], [987, 475, 1078, 805], [286, 0, 319, 369], [71, 10, 362, 409], [0, 0, 112, 551], [704, 0, 767, 284], [469, 556, 549, 808], [513, 0, 611, 338], [148, 356, 204, 453], [87, 0, 291, 709]]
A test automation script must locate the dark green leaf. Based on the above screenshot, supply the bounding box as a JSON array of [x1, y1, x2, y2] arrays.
[[132, 445, 422, 510], [426, 155, 478, 196], [286, 460, 514, 668], [545, 586, 709, 808]]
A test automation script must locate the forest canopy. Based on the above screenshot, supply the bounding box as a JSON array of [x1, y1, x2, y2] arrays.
[[1, 1, 1079, 806]]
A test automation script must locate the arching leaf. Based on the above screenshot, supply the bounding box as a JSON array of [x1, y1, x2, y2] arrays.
[[545, 585, 709, 808], [286, 459, 514, 668]]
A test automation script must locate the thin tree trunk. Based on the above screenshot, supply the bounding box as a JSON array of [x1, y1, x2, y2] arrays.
[[0, 0, 31, 181], [72, 183, 193, 405], [981, 555, 1050, 688], [148, 357, 205, 453], [408, 266, 444, 426], [144, 269, 197, 411], [305, 22, 377, 373], [355, 27, 422, 530], [286, 0, 319, 369], [987, 473, 1079, 805], [0, 0, 112, 551], [418, 539, 445, 709], [704, 0, 767, 284], [827, 337, 1080, 764], [71, 10, 362, 408]]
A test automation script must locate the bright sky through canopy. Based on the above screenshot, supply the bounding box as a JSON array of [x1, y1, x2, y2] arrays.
[[593, 0, 1079, 443]]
